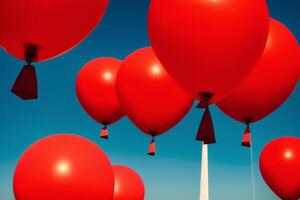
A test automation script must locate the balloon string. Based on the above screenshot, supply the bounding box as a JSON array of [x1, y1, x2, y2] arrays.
[[250, 144, 256, 200]]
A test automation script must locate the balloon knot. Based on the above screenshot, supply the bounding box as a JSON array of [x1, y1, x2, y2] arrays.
[[24, 43, 39, 63], [197, 92, 214, 109]]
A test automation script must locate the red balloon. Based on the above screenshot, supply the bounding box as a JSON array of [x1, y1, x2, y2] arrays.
[[260, 137, 300, 200], [76, 58, 124, 138], [113, 165, 145, 200], [0, 0, 109, 61], [116, 47, 193, 154], [148, 0, 270, 103], [13, 134, 114, 200], [217, 19, 300, 124]]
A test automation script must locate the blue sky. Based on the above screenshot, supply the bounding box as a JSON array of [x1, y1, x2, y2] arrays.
[[0, 0, 299, 199]]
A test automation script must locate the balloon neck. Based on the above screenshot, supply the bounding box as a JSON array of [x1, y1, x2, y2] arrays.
[[197, 92, 214, 109], [11, 64, 38, 100], [148, 135, 156, 156], [24, 43, 39, 63], [100, 125, 109, 139], [196, 106, 216, 144], [241, 123, 252, 147]]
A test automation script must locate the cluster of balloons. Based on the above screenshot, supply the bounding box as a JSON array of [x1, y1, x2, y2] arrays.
[[3, 0, 299, 198], [0, 0, 110, 99], [148, 0, 300, 146], [146, 1, 299, 197], [76, 48, 193, 155], [217, 19, 300, 147], [14, 134, 145, 200], [260, 137, 300, 200], [76, 0, 299, 157]]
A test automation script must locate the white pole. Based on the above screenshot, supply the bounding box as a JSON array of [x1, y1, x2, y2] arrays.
[[200, 143, 209, 200]]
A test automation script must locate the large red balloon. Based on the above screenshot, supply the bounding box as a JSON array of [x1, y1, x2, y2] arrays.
[[260, 137, 300, 200], [148, 0, 270, 103], [217, 19, 300, 124], [13, 134, 114, 200], [76, 58, 124, 138], [116, 47, 193, 154], [0, 0, 109, 61], [113, 165, 145, 200]]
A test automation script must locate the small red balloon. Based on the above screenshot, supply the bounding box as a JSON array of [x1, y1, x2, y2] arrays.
[[113, 165, 145, 200], [76, 58, 125, 138], [13, 134, 115, 200], [148, 0, 270, 103], [0, 0, 109, 61], [116, 47, 193, 154], [217, 19, 300, 124], [260, 137, 300, 200]]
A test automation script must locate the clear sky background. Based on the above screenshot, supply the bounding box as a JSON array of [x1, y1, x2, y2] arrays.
[[0, 0, 299, 199]]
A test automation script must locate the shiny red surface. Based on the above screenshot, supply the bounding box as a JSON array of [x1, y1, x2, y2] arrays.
[[76, 58, 124, 126], [148, 0, 270, 103], [113, 165, 145, 200], [13, 134, 114, 200], [0, 0, 109, 61], [217, 19, 300, 123], [260, 137, 300, 200], [116, 47, 193, 136]]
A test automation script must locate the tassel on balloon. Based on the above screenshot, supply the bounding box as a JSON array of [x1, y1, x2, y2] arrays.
[[100, 124, 109, 139], [196, 93, 216, 144], [11, 44, 39, 100], [148, 135, 156, 156], [241, 118, 253, 148]]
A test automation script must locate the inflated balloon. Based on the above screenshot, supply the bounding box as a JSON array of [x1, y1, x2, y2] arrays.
[[148, 0, 269, 103], [116, 47, 193, 155], [76, 58, 124, 139], [0, 0, 109, 100], [217, 19, 300, 147], [260, 137, 300, 200], [14, 134, 114, 200], [148, 0, 270, 143], [113, 165, 145, 200]]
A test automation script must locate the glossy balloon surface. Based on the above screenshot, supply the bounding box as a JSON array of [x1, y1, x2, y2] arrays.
[[14, 134, 114, 200], [76, 58, 124, 125], [0, 0, 109, 61], [113, 165, 145, 200], [148, 0, 270, 103], [260, 137, 300, 200], [217, 19, 300, 123], [116, 47, 193, 136]]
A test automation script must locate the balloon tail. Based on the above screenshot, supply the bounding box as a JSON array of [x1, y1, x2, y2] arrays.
[[148, 136, 156, 156], [100, 125, 109, 139], [196, 107, 216, 144], [241, 124, 252, 147], [11, 64, 38, 100], [11, 43, 39, 100]]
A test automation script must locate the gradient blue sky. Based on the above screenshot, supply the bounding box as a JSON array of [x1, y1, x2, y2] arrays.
[[0, 0, 299, 199]]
